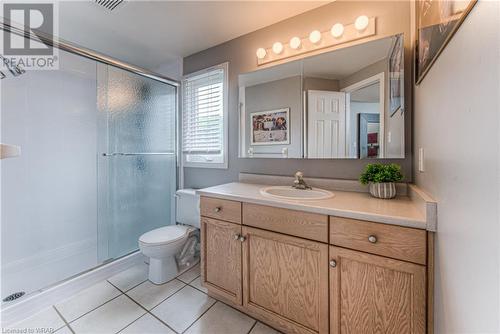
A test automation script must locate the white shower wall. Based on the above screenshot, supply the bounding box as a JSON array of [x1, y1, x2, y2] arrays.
[[1, 50, 99, 297]]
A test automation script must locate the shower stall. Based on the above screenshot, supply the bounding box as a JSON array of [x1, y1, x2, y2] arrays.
[[0, 34, 178, 303]]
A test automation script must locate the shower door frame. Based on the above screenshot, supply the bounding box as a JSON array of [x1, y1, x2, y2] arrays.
[[0, 21, 179, 87]]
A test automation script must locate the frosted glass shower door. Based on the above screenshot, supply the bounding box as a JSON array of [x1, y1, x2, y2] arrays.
[[98, 64, 177, 261]]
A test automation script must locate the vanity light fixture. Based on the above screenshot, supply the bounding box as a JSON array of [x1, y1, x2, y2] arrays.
[[354, 15, 369, 32], [256, 47, 267, 59], [309, 30, 322, 44], [256, 16, 375, 65], [272, 42, 284, 55], [289, 36, 301, 50], [331, 23, 344, 38]]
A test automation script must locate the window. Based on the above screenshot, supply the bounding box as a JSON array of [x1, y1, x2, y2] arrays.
[[182, 63, 228, 168]]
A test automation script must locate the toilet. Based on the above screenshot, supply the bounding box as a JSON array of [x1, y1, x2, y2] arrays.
[[139, 189, 200, 284]]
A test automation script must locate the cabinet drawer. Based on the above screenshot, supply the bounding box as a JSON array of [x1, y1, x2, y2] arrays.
[[329, 217, 426, 265], [243, 203, 328, 242], [200, 197, 242, 224]]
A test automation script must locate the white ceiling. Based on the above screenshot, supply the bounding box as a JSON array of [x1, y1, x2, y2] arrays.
[[51, 1, 327, 72]]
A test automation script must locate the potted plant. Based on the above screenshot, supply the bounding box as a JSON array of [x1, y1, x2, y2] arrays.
[[359, 163, 404, 199]]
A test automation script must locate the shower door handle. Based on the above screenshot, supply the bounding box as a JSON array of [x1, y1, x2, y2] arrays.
[[102, 152, 175, 157]]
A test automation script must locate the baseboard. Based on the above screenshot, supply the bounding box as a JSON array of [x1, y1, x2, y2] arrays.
[[1, 251, 144, 326]]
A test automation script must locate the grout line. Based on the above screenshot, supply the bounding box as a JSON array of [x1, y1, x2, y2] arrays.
[[115, 313, 152, 334], [146, 282, 188, 314], [52, 306, 74, 333], [117, 288, 180, 334], [178, 273, 200, 285], [176, 262, 201, 284], [122, 278, 188, 311], [108, 297, 146, 334], [187, 274, 201, 284], [186, 276, 208, 295], [246, 319, 258, 334], [109, 278, 187, 312], [181, 275, 200, 287], [108, 278, 148, 293], [137, 281, 187, 311], [65, 292, 124, 325], [188, 284, 207, 295], [106, 280, 130, 294], [180, 300, 218, 334], [213, 299, 276, 333]]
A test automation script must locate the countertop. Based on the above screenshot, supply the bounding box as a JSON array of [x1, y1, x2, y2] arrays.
[[197, 182, 436, 231]]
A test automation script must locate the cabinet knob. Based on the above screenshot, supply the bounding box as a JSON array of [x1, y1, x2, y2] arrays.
[[368, 235, 378, 243], [329, 260, 337, 268], [234, 234, 240, 240], [239, 235, 246, 242], [214, 206, 222, 213]]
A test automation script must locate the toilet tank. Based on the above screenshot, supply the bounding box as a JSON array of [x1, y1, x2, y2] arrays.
[[176, 189, 200, 228]]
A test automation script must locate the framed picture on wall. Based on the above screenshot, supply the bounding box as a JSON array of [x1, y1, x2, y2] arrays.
[[415, 0, 477, 84], [250, 108, 289, 145], [389, 34, 404, 117]]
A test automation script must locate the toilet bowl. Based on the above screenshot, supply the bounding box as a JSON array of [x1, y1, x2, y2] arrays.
[[139, 225, 194, 284], [139, 189, 200, 284]]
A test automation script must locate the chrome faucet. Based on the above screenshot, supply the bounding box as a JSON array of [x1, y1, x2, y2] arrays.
[[292, 171, 312, 190]]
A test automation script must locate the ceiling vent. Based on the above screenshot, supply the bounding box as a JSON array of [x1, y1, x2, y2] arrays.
[[94, 0, 124, 11]]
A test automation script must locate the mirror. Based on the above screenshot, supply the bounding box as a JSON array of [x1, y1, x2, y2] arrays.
[[238, 34, 405, 159]]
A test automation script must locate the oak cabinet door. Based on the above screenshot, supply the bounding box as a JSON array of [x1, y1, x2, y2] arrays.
[[329, 246, 426, 334], [242, 226, 329, 334], [201, 217, 242, 305]]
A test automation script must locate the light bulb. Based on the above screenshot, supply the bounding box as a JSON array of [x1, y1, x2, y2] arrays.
[[256, 48, 267, 59], [289, 36, 301, 50], [309, 30, 322, 44], [272, 42, 284, 55], [330, 23, 344, 38], [355, 15, 369, 31]]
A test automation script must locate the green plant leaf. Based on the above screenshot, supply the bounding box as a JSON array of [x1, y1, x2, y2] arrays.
[[359, 163, 403, 185]]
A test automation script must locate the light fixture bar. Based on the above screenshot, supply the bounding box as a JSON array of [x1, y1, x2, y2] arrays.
[[256, 17, 376, 66]]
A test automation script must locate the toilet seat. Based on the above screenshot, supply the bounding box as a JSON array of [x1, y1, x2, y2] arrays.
[[139, 225, 191, 246]]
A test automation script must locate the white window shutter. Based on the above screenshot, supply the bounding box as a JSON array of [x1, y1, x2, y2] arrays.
[[182, 63, 228, 168]]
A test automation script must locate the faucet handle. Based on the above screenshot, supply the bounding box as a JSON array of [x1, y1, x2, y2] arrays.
[[295, 171, 304, 179]]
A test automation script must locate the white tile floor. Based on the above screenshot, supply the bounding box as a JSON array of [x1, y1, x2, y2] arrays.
[[3, 263, 281, 334]]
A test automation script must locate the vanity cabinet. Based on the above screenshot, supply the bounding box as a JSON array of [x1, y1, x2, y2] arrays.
[[242, 226, 329, 334], [200, 196, 431, 334], [329, 246, 426, 334]]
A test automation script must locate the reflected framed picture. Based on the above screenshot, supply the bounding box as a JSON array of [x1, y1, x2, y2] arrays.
[[416, 0, 477, 84], [250, 108, 289, 145], [389, 34, 404, 117]]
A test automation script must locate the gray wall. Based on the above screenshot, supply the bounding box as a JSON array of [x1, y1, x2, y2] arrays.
[[245, 76, 302, 158], [303, 77, 339, 92], [183, 1, 412, 189], [413, 1, 500, 332]]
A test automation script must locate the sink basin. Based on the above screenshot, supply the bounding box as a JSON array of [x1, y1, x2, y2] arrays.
[[260, 186, 334, 200]]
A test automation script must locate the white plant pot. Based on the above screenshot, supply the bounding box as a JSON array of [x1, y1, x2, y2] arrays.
[[369, 182, 396, 199]]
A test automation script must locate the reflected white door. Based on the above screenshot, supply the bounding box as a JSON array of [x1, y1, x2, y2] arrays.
[[307, 90, 346, 158]]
